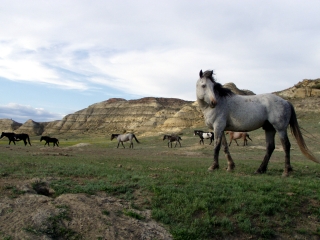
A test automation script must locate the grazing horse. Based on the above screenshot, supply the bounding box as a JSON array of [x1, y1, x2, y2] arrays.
[[0, 132, 31, 146], [163, 134, 182, 148], [194, 130, 214, 145], [196, 69, 319, 176], [111, 133, 140, 148], [40, 136, 59, 147], [225, 131, 252, 146]]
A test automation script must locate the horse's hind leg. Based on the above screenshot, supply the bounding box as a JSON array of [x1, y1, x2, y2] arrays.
[[279, 131, 292, 177], [255, 128, 276, 174]]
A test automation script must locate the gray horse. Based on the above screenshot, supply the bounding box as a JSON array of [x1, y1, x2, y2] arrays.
[[111, 133, 140, 148], [196, 69, 319, 176]]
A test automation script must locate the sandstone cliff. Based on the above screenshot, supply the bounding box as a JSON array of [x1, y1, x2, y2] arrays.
[[0, 119, 22, 132], [42, 97, 197, 136], [274, 79, 320, 99]]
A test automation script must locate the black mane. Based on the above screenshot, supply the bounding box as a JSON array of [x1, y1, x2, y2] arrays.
[[214, 83, 234, 98], [200, 69, 234, 98]]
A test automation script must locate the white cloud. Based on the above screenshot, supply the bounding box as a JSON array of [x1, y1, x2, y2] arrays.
[[0, 103, 64, 123]]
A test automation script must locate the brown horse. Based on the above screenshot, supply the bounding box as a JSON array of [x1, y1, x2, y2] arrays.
[[225, 131, 252, 146], [163, 134, 182, 148]]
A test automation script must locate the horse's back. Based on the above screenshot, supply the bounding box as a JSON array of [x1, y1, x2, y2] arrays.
[[223, 94, 291, 131]]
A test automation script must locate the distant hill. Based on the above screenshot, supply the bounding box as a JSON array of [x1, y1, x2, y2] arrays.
[[1, 79, 319, 136]]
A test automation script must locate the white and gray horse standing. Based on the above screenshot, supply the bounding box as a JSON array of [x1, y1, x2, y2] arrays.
[[196, 69, 319, 176], [111, 133, 140, 148]]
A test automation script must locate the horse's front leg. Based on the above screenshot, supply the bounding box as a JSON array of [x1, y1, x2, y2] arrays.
[[208, 129, 223, 171], [221, 133, 235, 171]]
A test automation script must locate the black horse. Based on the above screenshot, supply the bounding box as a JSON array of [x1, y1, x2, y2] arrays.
[[194, 130, 214, 145], [40, 136, 59, 147], [163, 134, 182, 148], [0, 132, 32, 146]]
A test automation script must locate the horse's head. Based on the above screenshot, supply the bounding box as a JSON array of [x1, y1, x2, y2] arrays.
[[40, 136, 48, 141], [111, 134, 120, 141], [0, 132, 4, 139], [196, 70, 217, 109], [196, 70, 234, 109]]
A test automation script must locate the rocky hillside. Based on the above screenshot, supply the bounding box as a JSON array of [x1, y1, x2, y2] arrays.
[[42, 97, 199, 136], [1, 79, 319, 136], [275, 79, 320, 99]]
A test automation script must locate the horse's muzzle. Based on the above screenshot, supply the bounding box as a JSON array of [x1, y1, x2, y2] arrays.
[[209, 99, 217, 108]]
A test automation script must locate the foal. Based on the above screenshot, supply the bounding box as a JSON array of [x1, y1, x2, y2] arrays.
[[225, 131, 252, 146], [163, 134, 182, 148], [40, 136, 59, 147]]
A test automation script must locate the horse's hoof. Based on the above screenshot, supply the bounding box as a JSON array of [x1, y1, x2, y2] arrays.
[[208, 165, 219, 171], [282, 172, 289, 177]]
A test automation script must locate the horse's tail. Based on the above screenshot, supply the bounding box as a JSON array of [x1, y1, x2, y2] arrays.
[[289, 103, 319, 163], [27, 135, 32, 146], [133, 134, 140, 143], [247, 134, 252, 141]]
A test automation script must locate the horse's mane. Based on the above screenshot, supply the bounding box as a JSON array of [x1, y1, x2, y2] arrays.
[[202, 70, 215, 82], [214, 83, 234, 98], [202, 70, 234, 98]]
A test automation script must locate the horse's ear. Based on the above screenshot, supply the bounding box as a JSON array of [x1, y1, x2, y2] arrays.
[[199, 70, 203, 78], [210, 70, 213, 76]]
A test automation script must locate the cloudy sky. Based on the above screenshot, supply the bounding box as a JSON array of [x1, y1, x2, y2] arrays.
[[1, 0, 319, 123]]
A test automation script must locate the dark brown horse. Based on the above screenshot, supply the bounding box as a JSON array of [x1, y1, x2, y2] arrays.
[[163, 134, 182, 148], [0, 132, 31, 146], [40, 136, 59, 147], [225, 131, 252, 146]]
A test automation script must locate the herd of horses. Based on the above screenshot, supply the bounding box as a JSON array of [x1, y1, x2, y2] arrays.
[[1, 69, 319, 176], [1, 130, 251, 149]]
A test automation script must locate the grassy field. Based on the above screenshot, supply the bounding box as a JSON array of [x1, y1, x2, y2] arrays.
[[0, 118, 320, 239]]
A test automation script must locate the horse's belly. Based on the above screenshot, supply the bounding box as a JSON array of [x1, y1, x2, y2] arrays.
[[226, 118, 265, 132]]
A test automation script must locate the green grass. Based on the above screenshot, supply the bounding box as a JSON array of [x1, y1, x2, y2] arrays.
[[0, 122, 320, 239]]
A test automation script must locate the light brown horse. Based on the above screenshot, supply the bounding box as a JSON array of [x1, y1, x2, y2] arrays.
[[225, 131, 252, 146]]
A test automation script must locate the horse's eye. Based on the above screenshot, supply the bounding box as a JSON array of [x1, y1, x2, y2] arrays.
[[202, 84, 206, 88]]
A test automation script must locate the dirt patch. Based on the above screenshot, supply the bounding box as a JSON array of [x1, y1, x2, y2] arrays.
[[0, 179, 172, 240]]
